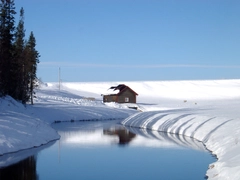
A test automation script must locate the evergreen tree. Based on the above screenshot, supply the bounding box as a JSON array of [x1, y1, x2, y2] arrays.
[[13, 7, 26, 102], [0, 0, 16, 96], [0, 0, 40, 104], [25, 32, 40, 104]]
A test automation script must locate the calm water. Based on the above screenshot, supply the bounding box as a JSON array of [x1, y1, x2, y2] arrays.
[[0, 120, 215, 180]]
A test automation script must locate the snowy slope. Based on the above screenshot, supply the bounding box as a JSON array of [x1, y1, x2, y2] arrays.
[[62, 79, 240, 101], [1, 79, 240, 179], [0, 96, 59, 155], [34, 83, 136, 124]]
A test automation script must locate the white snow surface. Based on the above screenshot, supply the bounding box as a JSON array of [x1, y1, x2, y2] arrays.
[[1, 79, 240, 179]]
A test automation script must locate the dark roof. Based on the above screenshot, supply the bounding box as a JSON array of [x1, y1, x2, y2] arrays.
[[109, 84, 138, 96]]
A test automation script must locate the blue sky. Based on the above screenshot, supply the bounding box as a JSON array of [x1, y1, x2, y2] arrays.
[[15, 0, 240, 82]]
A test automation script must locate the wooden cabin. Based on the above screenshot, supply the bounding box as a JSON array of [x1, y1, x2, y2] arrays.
[[103, 84, 138, 103]]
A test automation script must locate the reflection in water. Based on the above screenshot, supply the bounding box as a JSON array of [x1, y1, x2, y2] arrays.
[[125, 126, 208, 151], [103, 128, 136, 145], [0, 120, 215, 180], [0, 141, 55, 180], [51, 120, 208, 151], [0, 156, 38, 180]]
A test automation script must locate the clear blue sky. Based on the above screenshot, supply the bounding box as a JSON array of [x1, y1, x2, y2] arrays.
[[15, 0, 240, 82]]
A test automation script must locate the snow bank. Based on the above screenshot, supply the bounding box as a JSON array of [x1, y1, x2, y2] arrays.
[[0, 96, 59, 155], [121, 110, 240, 180]]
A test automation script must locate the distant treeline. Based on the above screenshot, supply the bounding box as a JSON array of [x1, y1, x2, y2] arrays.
[[0, 0, 39, 104]]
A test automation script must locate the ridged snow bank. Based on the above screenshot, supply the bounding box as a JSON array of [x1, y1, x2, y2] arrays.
[[121, 111, 240, 180], [0, 96, 60, 156]]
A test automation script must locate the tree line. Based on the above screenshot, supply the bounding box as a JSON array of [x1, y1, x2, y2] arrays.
[[0, 0, 39, 104]]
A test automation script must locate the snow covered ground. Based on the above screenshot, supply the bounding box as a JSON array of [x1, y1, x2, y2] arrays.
[[1, 79, 240, 179], [0, 82, 136, 155]]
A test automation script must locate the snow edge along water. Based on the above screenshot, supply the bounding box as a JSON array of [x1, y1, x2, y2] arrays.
[[121, 111, 240, 180], [0, 96, 60, 156]]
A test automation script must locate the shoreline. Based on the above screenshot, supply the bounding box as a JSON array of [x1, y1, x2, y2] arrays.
[[122, 111, 240, 180]]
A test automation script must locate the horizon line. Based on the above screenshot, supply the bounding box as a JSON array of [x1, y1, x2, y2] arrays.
[[39, 62, 240, 69]]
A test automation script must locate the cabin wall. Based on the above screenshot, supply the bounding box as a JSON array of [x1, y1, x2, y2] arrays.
[[117, 89, 136, 103], [103, 95, 117, 102]]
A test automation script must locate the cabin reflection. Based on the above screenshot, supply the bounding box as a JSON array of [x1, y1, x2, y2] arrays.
[[103, 127, 136, 145], [0, 156, 38, 180]]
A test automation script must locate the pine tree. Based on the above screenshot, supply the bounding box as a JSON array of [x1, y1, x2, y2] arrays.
[[13, 7, 26, 102], [0, 0, 16, 96], [0, 1, 40, 104], [25, 31, 40, 104]]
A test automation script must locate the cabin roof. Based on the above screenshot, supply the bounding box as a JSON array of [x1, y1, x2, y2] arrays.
[[105, 84, 138, 96]]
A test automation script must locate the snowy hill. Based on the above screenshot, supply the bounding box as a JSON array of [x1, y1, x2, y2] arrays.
[[1, 79, 240, 179]]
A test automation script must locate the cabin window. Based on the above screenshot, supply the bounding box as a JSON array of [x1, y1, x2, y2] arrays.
[[125, 97, 129, 102]]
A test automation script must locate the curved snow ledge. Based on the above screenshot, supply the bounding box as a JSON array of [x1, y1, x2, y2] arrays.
[[0, 96, 60, 156], [121, 111, 240, 180], [0, 116, 60, 156]]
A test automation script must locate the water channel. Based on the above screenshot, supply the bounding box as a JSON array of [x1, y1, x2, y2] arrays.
[[0, 120, 215, 180]]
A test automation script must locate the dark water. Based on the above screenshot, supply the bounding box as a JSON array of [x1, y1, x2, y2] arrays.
[[0, 120, 215, 180]]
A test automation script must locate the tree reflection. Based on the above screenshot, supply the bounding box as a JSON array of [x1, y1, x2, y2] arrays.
[[0, 156, 38, 180]]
